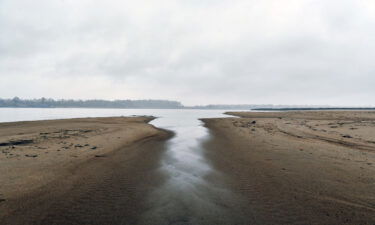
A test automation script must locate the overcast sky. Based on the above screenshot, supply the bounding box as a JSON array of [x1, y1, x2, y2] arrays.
[[0, 0, 374, 106]]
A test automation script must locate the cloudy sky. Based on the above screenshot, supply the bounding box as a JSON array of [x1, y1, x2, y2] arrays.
[[0, 0, 374, 106]]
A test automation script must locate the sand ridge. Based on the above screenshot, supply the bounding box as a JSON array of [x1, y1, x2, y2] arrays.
[[0, 116, 172, 224], [202, 111, 375, 225]]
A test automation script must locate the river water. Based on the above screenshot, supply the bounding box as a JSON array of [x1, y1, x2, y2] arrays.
[[144, 110, 250, 225], [0, 108, 251, 224]]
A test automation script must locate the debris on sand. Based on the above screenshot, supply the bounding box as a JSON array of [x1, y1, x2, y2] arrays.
[[0, 139, 33, 146], [91, 146, 98, 150], [342, 135, 352, 138], [233, 120, 257, 128], [25, 154, 38, 158], [2, 149, 10, 154]]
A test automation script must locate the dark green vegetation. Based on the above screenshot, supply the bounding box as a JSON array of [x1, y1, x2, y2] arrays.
[[0, 97, 272, 109], [2, 97, 373, 110], [0, 97, 183, 109]]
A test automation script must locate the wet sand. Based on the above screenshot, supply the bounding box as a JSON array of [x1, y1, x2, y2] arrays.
[[202, 111, 375, 224], [0, 116, 172, 225]]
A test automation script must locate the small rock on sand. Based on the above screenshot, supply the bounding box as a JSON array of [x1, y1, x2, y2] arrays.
[[25, 154, 38, 158]]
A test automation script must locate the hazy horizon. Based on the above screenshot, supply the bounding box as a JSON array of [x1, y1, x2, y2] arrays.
[[1, 97, 374, 109], [1, 0, 374, 106]]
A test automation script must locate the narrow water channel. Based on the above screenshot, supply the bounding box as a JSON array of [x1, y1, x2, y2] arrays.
[[0, 108, 253, 225], [139, 110, 252, 225]]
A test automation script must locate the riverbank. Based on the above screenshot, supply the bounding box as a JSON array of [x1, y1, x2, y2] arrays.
[[202, 111, 375, 225], [0, 116, 172, 224]]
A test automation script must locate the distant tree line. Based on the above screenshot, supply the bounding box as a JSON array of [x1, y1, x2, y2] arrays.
[[2, 97, 356, 110], [0, 97, 184, 109]]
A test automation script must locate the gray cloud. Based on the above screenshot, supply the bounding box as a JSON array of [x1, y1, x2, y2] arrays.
[[0, 0, 375, 105]]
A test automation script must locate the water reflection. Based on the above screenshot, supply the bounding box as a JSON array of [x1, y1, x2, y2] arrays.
[[140, 110, 250, 225]]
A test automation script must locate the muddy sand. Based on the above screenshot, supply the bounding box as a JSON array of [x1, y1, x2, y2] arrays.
[[202, 111, 375, 225], [0, 116, 171, 225]]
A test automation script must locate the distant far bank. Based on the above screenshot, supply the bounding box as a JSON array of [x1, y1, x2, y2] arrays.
[[0, 97, 284, 110], [1, 97, 374, 110], [0, 97, 183, 109], [253, 107, 375, 111]]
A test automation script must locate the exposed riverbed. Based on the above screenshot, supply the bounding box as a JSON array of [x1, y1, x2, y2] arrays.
[[0, 108, 252, 225]]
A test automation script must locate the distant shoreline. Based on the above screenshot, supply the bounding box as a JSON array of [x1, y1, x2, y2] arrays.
[[2, 107, 375, 111], [0, 107, 243, 110], [5, 97, 373, 110], [253, 107, 375, 111]]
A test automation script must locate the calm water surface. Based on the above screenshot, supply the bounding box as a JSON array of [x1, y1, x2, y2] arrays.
[[144, 110, 250, 225], [0, 108, 251, 224]]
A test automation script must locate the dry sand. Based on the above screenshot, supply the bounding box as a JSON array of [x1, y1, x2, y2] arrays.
[[202, 111, 375, 225], [0, 116, 172, 225]]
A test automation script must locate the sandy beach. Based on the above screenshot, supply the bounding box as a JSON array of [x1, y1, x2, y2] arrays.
[[0, 116, 172, 225], [1, 111, 375, 225], [202, 111, 375, 224]]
